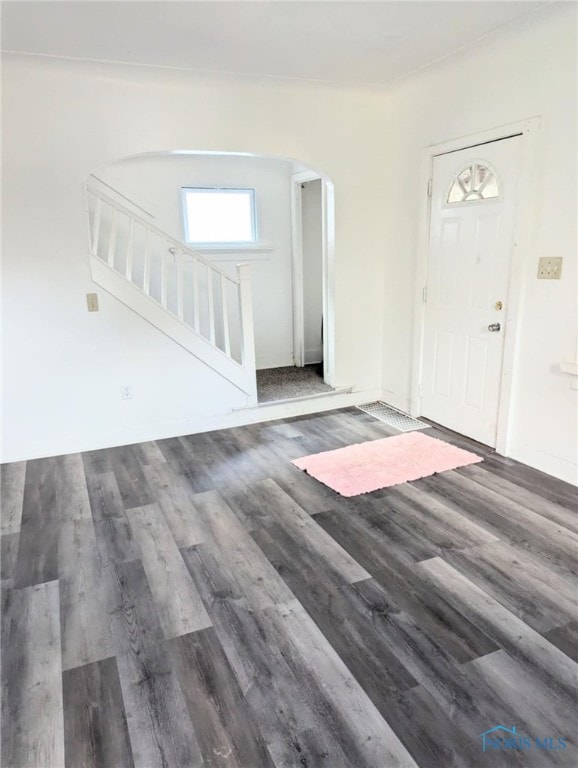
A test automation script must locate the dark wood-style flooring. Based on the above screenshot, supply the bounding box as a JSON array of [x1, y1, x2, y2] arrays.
[[1, 407, 577, 767]]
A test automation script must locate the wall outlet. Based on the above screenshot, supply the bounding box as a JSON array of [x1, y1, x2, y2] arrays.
[[537, 257, 563, 279], [86, 293, 99, 311], [120, 385, 133, 400]]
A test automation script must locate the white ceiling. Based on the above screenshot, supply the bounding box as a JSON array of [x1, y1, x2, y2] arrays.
[[1, 1, 548, 87]]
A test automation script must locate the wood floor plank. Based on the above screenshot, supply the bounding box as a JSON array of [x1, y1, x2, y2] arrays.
[[220, 427, 279, 483], [86, 471, 140, 563], [481, 452, 578, 510], [384, 482, 500, 549], [182, 534, 295, 618], [271, 598, 420, 768], [272, 464, 338, 515], [191, 431, 260, 491], [418, 557, 578, 700], [81, 448, 113, 476], [252, 524, 419, 705], [415, 473, 578, 572], [58, 516, 100, 580], [106, 558, 165, 656], [0, 533, 19, 585], [376, 684, 485, 768], [440, 471, 578, 558], [130, 440, 167, 467], [314, 508, 499, 664], [0, 460, 26, 535], [142, 461, 207, 548], [1, 581, 64, 768], [182, 490, 295, 611], [59, 554, 115, 671], [184, 546, 356, 768], [463, 649, 577, 754], [109, 444, 155, 509], [126, 503, 212, 638], [259, 422, 304, 440], [342, 581, 512, 725], [543, 621, 578, 663], [458, 463, 578, 534], [168, 627, 274, 768], [443, 539, 578, 633], [247, 479, 371, 584], [56, 453, 93, 525], [116, 640, 204, 768], [222, 483, 278, 532], [156, 436, 216, 493], [57, 463, 117, 671], [14, 457, 59, 588], [63, 656, 134, 768], [341, 495, 450, 565]]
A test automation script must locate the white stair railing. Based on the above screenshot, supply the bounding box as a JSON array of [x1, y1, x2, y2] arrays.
[[85, 182, 257, 399]]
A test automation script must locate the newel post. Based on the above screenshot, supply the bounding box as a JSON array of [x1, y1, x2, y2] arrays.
[[237, 263, 257, 400]]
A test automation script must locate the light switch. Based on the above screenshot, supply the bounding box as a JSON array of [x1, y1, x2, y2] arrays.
[[537, 257, 563, 279], [86, 293, 99, 311]]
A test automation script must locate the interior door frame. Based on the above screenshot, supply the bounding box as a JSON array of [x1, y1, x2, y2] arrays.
[[290, 170, 335, 385], [410, 117, 541, 455]]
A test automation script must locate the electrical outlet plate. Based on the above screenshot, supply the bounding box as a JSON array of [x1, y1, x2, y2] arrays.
[[86, 293, 99, 311], [537, 257, 563, 280]]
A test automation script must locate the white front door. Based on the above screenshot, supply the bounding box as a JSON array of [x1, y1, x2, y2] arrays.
[[421, 136, 522, 446]]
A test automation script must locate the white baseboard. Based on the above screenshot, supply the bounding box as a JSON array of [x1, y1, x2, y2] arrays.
[[380, 389, 412, 414], [1, 386, 383, 463], [508, 443, 578, 486], [255, 356, 295, 370]]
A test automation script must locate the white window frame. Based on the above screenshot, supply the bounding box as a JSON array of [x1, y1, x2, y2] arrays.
[[181, 187, 258, 247]]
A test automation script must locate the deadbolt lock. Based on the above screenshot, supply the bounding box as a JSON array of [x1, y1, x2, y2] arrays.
[[494, 300, 503, 311]]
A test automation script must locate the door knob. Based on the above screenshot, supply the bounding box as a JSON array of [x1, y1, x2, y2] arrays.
[[488, 323, 501, 332]]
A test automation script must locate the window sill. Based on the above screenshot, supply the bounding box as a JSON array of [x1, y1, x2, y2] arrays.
[[193, 243, 273, 255], [177, 244, 274, 262]]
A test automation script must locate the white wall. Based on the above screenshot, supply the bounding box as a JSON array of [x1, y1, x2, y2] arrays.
[[379, 3, 577, 483], [1, 54, 388, 461], [3, 4, 576, 484], [98, 153, 295, 369], [301, 179, 324, 364]]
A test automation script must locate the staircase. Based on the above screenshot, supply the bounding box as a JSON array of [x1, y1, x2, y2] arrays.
[[85, 178, 257, 402]]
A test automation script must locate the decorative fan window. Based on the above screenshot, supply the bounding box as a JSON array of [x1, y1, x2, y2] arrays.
[[447, 162, 499, 204]]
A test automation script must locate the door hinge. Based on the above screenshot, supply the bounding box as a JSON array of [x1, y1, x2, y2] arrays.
[[422, 286, 428, 303], [427, 179, 432, 197]]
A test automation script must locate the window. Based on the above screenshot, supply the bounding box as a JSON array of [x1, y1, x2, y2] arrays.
[[447, 162, 499, 204], [181, 188, 257, 244]]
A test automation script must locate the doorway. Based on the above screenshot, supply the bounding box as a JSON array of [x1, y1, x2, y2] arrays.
[[291, 171, 327, 372], [420, 135, 523, 447], [256, 168, 335, 403]]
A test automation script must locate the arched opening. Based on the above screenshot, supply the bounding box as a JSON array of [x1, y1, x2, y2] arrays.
[[86, 150, 335, 403]]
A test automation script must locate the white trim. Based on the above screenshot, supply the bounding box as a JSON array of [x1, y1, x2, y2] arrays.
[[174, 245, 273, 261], [292, 170, 321, 184], [290, 171, 335, 384], [236, 385, 353, 410], [381, 388, 412, 415], [290, 173, 306, 366], [2, 386, 382, 464], [322, 178, 336, 387], [410, 117, 541, 456]]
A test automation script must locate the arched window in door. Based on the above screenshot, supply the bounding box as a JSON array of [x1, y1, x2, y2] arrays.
[[447, 162, 500, 203]]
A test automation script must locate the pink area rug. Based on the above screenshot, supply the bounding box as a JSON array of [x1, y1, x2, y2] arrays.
[[292, 432, 482, 497]]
